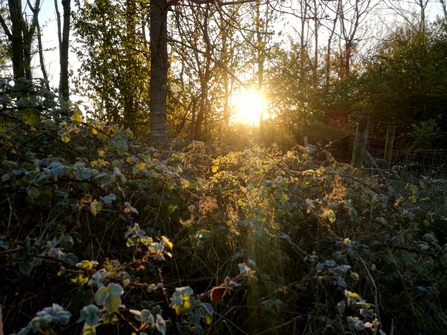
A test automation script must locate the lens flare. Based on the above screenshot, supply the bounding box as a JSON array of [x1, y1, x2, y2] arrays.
[[233, 92, 265, 125]]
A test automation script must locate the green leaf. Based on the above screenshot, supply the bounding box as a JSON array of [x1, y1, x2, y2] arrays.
[[91, 200, 102, 216], [19, 261, 33, 275], [30, 316, 50, 333], [77, 305, 100, 326], [238, 262, 253, 275], [115, 139, 128, 156], [347, 316, 365, 330], [94, 283, 123, 313], [325, 209, 336, 223], [72, 110, 83, 123], [101, 312, 117, 323], [130, 309, 153, 323], [101, 194, 116, 204], [36, 304, 72, 325], [170, 286, 194, 315], [16, 323, 32, 335], [27, 187, 40, 200], [88, 270, 110, 288], [23, 109, 40, 127], [82, 324, 97, 335], [125, 128, 134, 138], [77, 260, 98, 270], [161, 236, 173, 249], [156, 314, 166, 335], [71, 274, 89, 286], [336, 300, 346, 314], [59, 235, 74, 251], [166, 179, 175, 190], [201, 303, 213, 324], [60, 132, 71, 143]]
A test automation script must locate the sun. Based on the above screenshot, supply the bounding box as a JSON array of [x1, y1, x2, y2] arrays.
[[233, 91, 265, 125]]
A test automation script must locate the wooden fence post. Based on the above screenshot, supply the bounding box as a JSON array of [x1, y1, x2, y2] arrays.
[[303, 136, 308, 147], [384, 125, 395, 169], [351, 113, 369, 168]]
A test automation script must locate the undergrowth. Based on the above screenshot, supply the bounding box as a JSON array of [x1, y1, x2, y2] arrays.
[[1, 78, 447, 334]]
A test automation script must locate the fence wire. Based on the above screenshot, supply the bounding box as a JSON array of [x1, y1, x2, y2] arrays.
[[364, 134, 447, 180]]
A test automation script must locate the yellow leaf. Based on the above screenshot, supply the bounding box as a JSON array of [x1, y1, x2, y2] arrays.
[[91, 200, 102, 216], [61, 133, 71, 143]]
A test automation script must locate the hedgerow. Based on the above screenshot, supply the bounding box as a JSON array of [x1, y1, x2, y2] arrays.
[[1, 79, 447, 334]]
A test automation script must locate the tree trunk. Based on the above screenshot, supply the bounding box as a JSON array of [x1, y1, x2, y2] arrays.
[[36, 19, 50, 88], [60, 0, 71, 100], [8, 0, 25, 78], [124, 0, 136, 130], [150, 0, 168, 147]]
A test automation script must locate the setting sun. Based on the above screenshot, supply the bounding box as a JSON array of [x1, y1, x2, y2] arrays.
[[233, 92, 266, 125]]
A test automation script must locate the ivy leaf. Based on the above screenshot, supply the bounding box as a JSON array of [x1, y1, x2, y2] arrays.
[[161, 236, 173, 250], [170, 286, 194, 315], [130, 309, 153, 323], [23, 109, 40, 127], [77, 260, 99, 270], [81, 324, 97, 335], [59, 235, 74, 251], [101, 193, 116, 204], [325, 209, 336, 223], [19, 261, 33, 275], [94, 283, 123, 313], [30, 316, 50, 333], [125, 128, 134, 138], [16, 323, 32, 335], [337, 300, 346, 314], [60, 132, 71, 143], [101, 312, 117, 323], [115, 139, 128, 156], [36, 304, 72, 325], [77, 305, 100, 326], [88, 270, 110, 288], [347, 316, 365, 330], [91, 200, 102, 216], [156, 314, 166, 335], [201, 303, 213, 325], [72, 110, 83, 123], [238, 262, 253, 275], [27, 187, 40, 201]]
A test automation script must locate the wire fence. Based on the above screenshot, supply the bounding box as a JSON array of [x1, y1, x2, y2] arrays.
[[364, 133, 447, 180]]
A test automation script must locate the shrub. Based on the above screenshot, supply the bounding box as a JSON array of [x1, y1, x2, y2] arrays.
[[1, 79, 447, 335]]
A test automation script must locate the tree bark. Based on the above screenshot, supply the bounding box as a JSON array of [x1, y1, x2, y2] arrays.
[[8, 0, 25, 78], [60, 0, 71, 100], [124, 0, 136, 130], [150, 0, 169, 147]]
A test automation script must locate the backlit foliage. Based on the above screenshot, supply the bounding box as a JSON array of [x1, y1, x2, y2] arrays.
[[1, 79, 447, 334]]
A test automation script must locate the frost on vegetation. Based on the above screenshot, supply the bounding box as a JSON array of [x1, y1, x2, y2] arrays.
[[2, 80, 447, 335]]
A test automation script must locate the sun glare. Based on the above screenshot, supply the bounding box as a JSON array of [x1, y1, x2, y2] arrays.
[[233, 92, 265, 125]]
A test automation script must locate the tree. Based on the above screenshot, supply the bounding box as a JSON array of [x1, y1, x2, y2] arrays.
[[0, 3, 9, 74], [150, 0, 168, 146], [0, 0, 41, 79], [55, 0, 71, 99], [339, 21, 447, 135], [73, 0, 151, 134]]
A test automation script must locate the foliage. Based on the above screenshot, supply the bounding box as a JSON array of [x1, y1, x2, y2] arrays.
[[72, 0, 151, 136], [2, 79, 447, 335], [337, 20, 447, 136]]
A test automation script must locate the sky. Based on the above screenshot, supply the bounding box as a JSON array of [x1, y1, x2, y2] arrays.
[[30, 0, 77, 87], [3, 0, 447, 89]]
